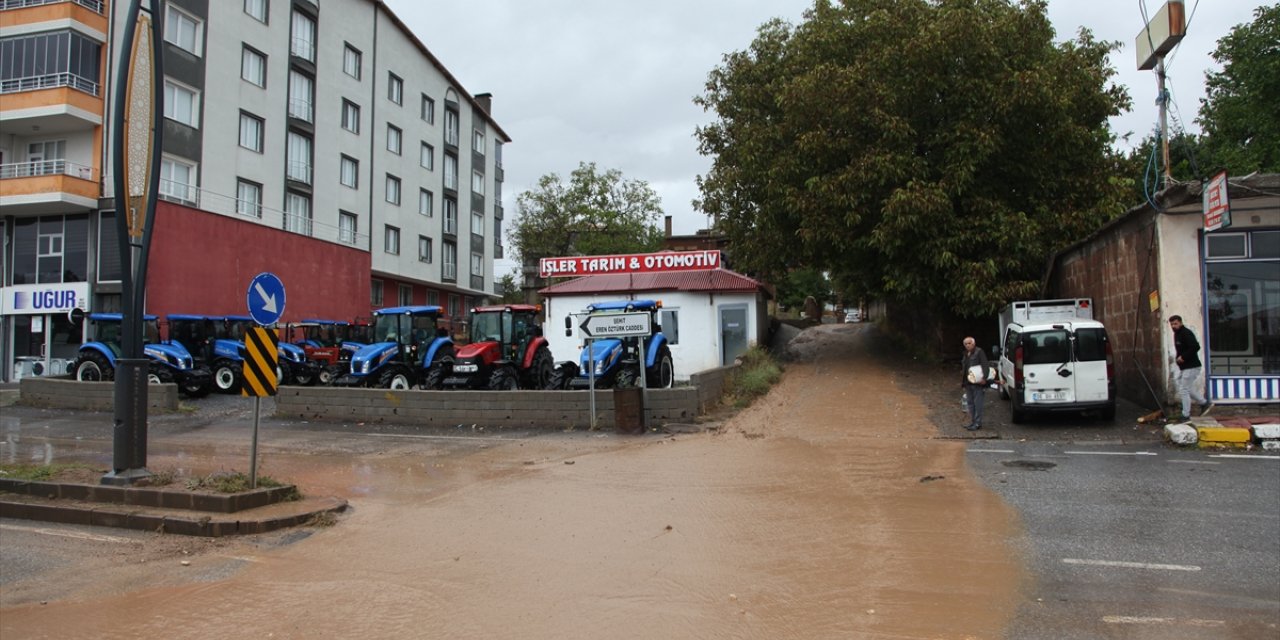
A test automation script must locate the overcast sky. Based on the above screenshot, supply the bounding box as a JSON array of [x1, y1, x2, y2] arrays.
[[382, 0, 1263, 274]]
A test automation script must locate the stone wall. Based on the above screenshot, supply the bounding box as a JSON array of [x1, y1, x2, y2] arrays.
[[18, 378, 180, 412], [273, 385, 702, 430]]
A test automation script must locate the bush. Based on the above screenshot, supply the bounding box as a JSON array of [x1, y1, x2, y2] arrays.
[[725, 347, 783, 408]]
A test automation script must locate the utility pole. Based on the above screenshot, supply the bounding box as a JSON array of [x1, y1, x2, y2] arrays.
[[1135, 0, 1187, 191]]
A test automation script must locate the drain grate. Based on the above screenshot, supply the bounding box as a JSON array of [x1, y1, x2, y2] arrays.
[[1001, 459, 1057, 471]]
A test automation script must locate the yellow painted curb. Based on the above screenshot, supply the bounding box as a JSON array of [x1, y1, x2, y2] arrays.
[[1195, 426, 1252, 443]]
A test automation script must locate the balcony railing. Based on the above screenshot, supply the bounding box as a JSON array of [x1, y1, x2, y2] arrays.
[[287, 98, 314, 122], [0, 159, 95, 180], [0, 0, 103, 14], [286, 160, 313, 185], [154, 179, 368, 247], [443, 215, 457, 236], [0, 72, 100, 96], [443, 262, 457, 280]]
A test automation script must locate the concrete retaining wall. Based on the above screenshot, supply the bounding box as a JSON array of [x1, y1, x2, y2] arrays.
[[18, 378, 179, 412], [689, 363, 740, 413], [274, 385, 702, 430]]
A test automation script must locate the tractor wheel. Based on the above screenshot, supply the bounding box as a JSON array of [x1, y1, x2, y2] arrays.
[[213, 361, 242, 393], [317, 365, 337, 386], [293, 364, 315, 386], [147, 364, 173, 386], [181, 379, 212, 398], [522, 347, 554, 390], [74, 352, 114, 382], [423, 359, 451, 390], [646, 346, 674, 389], [547, 362, 578, 390], [380, 367, 414, 390], [488, 366, 519, 391]]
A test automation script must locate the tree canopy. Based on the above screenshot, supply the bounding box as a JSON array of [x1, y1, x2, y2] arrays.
[[694, 0, 1131, 317], [1197, 3, 1280, 174], [510, 162, 665, 268]]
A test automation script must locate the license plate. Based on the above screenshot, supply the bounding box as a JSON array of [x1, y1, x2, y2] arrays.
[[1032, 391, 1066, 401], [454, 364, 477, 373]]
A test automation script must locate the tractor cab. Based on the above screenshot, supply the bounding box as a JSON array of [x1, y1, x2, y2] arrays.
[[291, 319, 353, 385], [443, 305, 553, 390], [74, 313, 211, 396], [334, 306, 454, 389], [165, 314, 219, 364]]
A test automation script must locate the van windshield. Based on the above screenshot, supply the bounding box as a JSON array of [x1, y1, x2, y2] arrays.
[[1022, 330, 1070, 365], [1074, 327, 1108, 361]]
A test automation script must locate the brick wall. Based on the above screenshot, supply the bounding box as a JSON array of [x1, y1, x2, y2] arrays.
[[1047, 211, 1165, 408]]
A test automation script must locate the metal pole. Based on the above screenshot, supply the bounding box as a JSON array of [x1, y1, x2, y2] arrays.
[[637, 338, 647, 433], [587, 338, 596, 430], [250, 396, 261, 489]]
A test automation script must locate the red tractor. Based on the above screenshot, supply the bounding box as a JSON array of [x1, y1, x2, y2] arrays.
[[441, 304, 555, 390]]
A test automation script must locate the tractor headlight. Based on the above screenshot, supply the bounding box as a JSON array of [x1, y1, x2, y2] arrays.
[[594, 362, 606, 375]]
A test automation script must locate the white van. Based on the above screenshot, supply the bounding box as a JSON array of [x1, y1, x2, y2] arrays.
[[995, 299, 1115, 422]]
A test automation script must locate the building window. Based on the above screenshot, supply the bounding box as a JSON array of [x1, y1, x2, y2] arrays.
[[341, 99, 360, 133], [421, 94, 435, 123], [473, 129, 485, 155], [241, 46, 266, 87], [661, 309, 680, 345], [471, 170, 485, 196], [290, 10, 316, 62], [239, 111, 263, 152], [371, 279, 384, 306], [387, 72, 403, 104], [340, 155, 358, 188], [159, 157, 197, 204], [420, 142, 434, 170], [444, 153, 458, 190], [445, 108, 459, 146], [443, 241, 457, 280], [427, 290, 439, 305], [286, 131, 312, 184], [495, 140, 503, 168], [418, 235, 432, 263], [398, 284, 413, 306], [284, 191, 312, 235], [471, 252, 484, 278], [342, 43, 361, 79], [287, 69, 314, 122], [164, 5, 202, 55], [385, 225, 400, 255], [244, 0, 267, 23], [163, 80, 199, 127], [471, 211, 484, 236], [339, 211, 358, 245], [444, 197, 458, 235], [1205, 229, 1280, 375], [419, 188, 433, 216], [386, 124, 402, 155], [385, 174, 401, 205], [236, 179, 262, 218]]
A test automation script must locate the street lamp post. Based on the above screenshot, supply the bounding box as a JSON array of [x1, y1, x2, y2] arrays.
[[102, 0, 164, 485]]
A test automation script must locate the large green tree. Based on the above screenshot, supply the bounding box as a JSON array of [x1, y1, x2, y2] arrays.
[[695, 0, 1131, 317], [510, 162, 665, 268], [1197, 3, 1280, 174]]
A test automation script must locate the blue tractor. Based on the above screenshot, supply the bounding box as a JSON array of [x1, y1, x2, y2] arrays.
[[333, 306, 454, 389], [222, 315, 319, 387], [73, 313, 213, 397], [165, 314, 278, 394], [550, 299, 675, 390]]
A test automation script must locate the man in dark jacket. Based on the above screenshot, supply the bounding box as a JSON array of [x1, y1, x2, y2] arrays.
[[1169, 315, 1212, 418], [961, 337, 989, 431]]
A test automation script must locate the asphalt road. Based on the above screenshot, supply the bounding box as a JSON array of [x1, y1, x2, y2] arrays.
[[965, 440, 1280, 639]]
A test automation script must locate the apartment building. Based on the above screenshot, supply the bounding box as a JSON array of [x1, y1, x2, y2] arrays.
[[0, 0, 510, 381]]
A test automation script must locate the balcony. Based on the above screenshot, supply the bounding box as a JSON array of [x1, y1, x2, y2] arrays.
[[1, 0, 104, 14], [0, 73, 103, 132], [0, 159, 98, 214]]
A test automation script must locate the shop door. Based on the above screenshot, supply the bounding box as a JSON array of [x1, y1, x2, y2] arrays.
[[720, 305, 749, 366]]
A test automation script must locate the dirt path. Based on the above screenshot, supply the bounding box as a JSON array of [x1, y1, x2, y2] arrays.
[[1, 324, 1027, 639]]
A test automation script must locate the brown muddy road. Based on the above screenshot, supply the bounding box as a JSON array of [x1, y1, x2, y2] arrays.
[[1, 323, 1027, 639]]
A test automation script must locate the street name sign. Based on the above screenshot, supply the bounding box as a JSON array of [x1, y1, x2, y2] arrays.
[[247, 272, 286, 326], [580, 312, 651, 338]]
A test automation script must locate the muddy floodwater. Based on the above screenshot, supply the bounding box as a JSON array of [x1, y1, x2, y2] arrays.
[[1, 325, 1027, 638]]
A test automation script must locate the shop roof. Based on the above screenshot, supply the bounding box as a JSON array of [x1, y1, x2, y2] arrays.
[[539, 268, 766, 296]]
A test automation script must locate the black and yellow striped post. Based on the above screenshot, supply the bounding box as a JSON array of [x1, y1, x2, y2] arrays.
[[243, 326, 278, 489], [242, 327, 279, 397]]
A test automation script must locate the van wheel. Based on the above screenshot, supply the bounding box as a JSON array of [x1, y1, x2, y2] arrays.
[[1010, 394, 1028, 424], [1100, 401, 1116, 422], [999, 383, 1009, 401]]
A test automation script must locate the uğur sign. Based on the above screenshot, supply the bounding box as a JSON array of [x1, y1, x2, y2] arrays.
[[540, 250, 721, 278]]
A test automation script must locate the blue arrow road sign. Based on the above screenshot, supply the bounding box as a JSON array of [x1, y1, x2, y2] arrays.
[[247, 272, 286, 326]]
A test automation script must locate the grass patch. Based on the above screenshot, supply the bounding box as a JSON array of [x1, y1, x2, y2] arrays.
[[724, 346, 783, 408], [184, 471, 294, 495], [0, 462, 99, 481]]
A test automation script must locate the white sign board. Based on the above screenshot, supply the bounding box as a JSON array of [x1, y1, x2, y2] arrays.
[[580, 312, 651, 338], [1203, 170, 1231, 232]]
